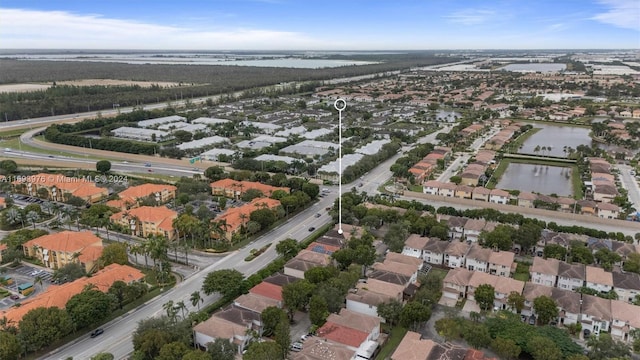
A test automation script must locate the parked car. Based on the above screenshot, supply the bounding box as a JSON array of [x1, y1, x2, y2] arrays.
[[290, 342, 303, 352], [90, 328, 104, 338], [9, 294, 19, 300], [308, 227, 316, 232]]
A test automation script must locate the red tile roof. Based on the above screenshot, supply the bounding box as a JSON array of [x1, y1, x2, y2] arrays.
[[210, 179, 290, 196], [317, 322, 369, 348], [249, 281, 283, 301]]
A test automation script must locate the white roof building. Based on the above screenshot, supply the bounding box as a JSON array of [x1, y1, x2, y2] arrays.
[[138, 115, 186, 128], [252, 135, 288, 144], [242, 121, 282, 133], [302, 128, 333, 139], [192, 117, 231, 126], [254, 154, 298, 164], [177, 136, 228, 150], [356, 139, 391, 155], [275, 126, 306, 137], [318, 153, 364, 175], [200, 148, 236, 161], [111, 127, 171, 141]]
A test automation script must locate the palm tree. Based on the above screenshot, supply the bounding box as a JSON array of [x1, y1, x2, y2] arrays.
[[163, 300, 178, 322], [34, 275, 43, 292], [175, 300, 187, 319], [190, 291, 203, 311], [26, 210, 40, 229], [5, 208, 23, 228]]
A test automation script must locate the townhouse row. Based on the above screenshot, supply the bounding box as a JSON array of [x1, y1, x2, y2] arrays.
[[443, 267, 640, 342]]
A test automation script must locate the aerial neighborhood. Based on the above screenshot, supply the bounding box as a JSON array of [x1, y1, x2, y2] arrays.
[[0, 48, 640, 360]]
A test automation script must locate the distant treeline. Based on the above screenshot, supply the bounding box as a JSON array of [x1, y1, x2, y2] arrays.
[[0, 54, 458, 121]]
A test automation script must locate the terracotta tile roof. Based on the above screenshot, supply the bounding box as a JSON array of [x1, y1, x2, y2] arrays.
[[473, 187, 492, 195], [249, 281, 283, 301], [118, 184, 177, 201], [464, 218, 486, 232], [210, 179, 290, 196], [13, 173, 107, 199], [0, 264, 143, 323], [445, 241, 471, 257], [106, 199, 134, 209], [443, 267, 474, 287], [385, 252, 423, 268], [530, 257, 561, 276], [469, 271, 524, 295], [214, 197, 281, 234], [24, 230, 102, 259], [391, 331, 435, 360], [111, 205, 177, 224], [316, 322, 369, 348], [357, 278, 404, 299], [488, 250, 515, 267]]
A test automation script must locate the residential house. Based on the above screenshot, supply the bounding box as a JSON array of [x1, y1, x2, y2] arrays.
[[110, 206, 177, 240], [466, 245, 515, 277], [530, 257, 560, 287], [422, 180, 442, 195], [597, 202, 620, 219], [384, 252, 424, 272], [234, 292, 281, 313], [213, 197, 281, 241], [402, 234, 429, 259], [557, 262, 585, 291], [553, 287, 582, 326], [442, 267, 474, 302], [517, 192, 538, 208], [436, 182, 457, 197], [613, 272, 640, 303], [580, 294, 612, 336], [487, 250, 516, 277], [117, 183, 177, 206], [391, 331, 437, 360], [23, 231, 103, 272], [262, 272, 298, 288], [610, 300, 640, 343], [467, 271, 525, 311], [193, 306, 262, 354], [357, 278, 404, 303], [593, 184, 618, 204], [422, 238, 449, 266], [346, 288, 394, 319], [317, 309, 381, 349], [0, 243, 6, 263], [489, 189, 510, 204], [521, 282, 554, 318], [586, 266, 614, 293], [284, 249, 332, 279], [12, 172, 108, 204], [210, 179, 290, 199], [249, 281, 283, 303], [444, 241, 471, 268], [454, 185, 474, 200], [557, 197, 577, 213], [472, 187, 491, 202], [446, 216, 468, 240], [463, 218, 487, 243], [578, 200, 597, 216]]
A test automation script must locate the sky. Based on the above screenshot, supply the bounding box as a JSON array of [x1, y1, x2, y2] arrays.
[[0, 0, 638, 50]]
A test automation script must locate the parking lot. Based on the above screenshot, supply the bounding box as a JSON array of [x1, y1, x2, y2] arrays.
[[0, 264, 53, 309]]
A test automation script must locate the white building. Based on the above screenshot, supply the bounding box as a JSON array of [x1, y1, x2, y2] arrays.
[[111, 127, 171, 141], [138, 115, 186, 128]]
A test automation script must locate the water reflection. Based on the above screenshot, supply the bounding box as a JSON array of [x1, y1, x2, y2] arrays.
[[496, 163, 573, 196]]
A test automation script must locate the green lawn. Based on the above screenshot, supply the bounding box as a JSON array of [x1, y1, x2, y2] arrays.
[[513, 262, 530, 282], [375, 326, 407, 360]]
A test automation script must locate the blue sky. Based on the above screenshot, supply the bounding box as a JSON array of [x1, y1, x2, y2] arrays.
[[0, 0, 638, 50]]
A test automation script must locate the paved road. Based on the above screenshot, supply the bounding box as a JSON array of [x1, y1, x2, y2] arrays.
[[45, 194, 336, 360], [616, 164, 640, 212]]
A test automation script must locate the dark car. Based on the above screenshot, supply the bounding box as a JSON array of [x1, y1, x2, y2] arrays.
[[308, 227, 316, 232], [9, 294, 19, 300], [315, 213, 321, 218], [90, 328, 104, 338]]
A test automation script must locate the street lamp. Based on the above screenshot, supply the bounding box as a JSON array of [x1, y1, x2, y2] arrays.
[[334, 99, 346, 235]]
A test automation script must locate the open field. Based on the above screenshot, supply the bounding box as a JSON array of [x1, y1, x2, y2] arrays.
[[0, 80, 182, 93], [0, 84, 50, 93]]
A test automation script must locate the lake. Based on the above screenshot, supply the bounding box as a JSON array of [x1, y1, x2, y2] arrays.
[[496, 163, 573, 196], [519, 123, 591, 157]]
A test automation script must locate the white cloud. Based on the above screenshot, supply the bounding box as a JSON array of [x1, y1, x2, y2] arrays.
[[592, 0, 640, 30], [444, 9, 496, 25], [0, 8, 323, 49]]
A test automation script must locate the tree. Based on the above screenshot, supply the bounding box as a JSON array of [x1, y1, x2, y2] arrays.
[[202, 269, 245, 298], [156, 341, 190, 360], [623, 252, 640, 274], [282, 279, 315, 320], [543, 244, 567, 260], [18, 306, 74, 352], [249, 208, 276, 229], [533, 295, 558, 325], [96, 160, 112, 173], [464, 323, 492, 349], [109, 280, 128, 310], [586, 333, 631, 360], [274, 316, 291, 358], [480, 225, 514, 251], [243, 341, 281, 360], [507, 291, 525, 313], [53, 262, 85, 283], [206, 338, 236, 360], [514, 223, 541, 254], [0, 331, 21, 360], [91, 353, 115, 360], [305, 266, 339, 284], [0, 160, 17, 174], [383, 223, 409, 252], [275, 238, 299, 260], [190, 291, 203, 311], [475, 284, 496, 311], [527, 336, 562, 360], [309, 295, 329, 326], [25, 210, 40, 229], [261, 306, 287, 337], [100, 242, 129, 266], [594, 248, 621, 271], [183, 350, 213, 360], [66, 287, 116, 329], [570, 243, 594, 264], [491, 337, 521, 360], [377, 300, 403, 327], [204, 166, 225, 181], [399, 301, 431, 330]]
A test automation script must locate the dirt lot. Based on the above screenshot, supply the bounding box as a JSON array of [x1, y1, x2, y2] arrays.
[[0, 79, 182, 93]]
